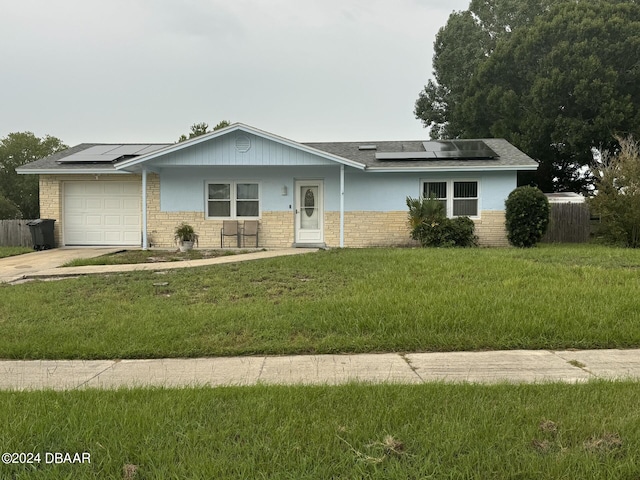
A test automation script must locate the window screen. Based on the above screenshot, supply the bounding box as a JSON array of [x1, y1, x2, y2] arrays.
[[453, 181, 478, 216], [424, 181, 447, 199]]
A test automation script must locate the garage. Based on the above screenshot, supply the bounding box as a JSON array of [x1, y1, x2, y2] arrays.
[[63, 181, 141, 246]]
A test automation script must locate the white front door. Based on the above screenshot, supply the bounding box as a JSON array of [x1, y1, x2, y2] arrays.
[[295, 180, 324, 244]]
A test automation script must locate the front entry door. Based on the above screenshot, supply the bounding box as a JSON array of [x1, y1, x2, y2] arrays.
[[295, 180, 324, 244]]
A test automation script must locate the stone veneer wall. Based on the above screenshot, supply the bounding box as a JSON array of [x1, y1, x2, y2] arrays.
[[322, 211, 417, 247], [40, 173, 508, 248], [146, 174, 296, 248], [147, 211, 296, 248], [323, 210, 508, 247], [473, 211, 509, 247], [39, 176, 62, 245]]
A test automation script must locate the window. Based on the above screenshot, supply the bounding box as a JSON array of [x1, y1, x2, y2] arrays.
[[207, 182, 260, 219], [453, 181, 478, 216], [422, 180, 479, 218], [236, 183, 259, 216], [423, 181, 447, 211]]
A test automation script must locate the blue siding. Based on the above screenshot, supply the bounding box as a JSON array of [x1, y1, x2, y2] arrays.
[[160, 166, 340, 212], [159, 166, 516, 214], [480, 171, 517, 210], [344, 170, 516, 211], [152, 132, 335, 167]]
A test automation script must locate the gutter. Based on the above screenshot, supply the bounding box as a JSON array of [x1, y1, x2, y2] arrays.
[[365, 165, 539, 173], [16, 168, 132, 175]]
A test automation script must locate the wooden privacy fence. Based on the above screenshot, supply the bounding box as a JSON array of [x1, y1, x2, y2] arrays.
[[541, 203, 591, 243], [0, 220, 35, 247]]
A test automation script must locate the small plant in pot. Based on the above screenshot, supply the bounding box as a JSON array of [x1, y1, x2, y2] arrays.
[[174, 223, 199, 252]]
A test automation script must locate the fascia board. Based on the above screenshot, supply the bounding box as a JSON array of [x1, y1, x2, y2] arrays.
[[16, 168, 131, 175], [365, 165, 539, 173]]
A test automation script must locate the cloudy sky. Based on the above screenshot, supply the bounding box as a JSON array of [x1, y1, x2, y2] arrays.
[[1, 0, 469, 147]]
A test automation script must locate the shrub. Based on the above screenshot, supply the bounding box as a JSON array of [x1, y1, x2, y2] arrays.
[[504, 186, 550, 247], [589, 136, 640, 248], [407, 196, 477, 247]]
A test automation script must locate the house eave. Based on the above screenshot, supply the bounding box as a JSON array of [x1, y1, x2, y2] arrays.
[[365, 165, 539, 173], [16, 168, 133, 175]]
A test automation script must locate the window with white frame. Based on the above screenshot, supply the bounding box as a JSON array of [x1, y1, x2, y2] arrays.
[[207, 182, 260, 219], [422, 180, 479, 217]]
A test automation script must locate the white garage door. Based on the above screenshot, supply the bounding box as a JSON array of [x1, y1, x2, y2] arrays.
[[64, 181, 141, 246]]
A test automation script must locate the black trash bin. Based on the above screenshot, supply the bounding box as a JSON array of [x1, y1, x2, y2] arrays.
[[26, 219, 56, 250]]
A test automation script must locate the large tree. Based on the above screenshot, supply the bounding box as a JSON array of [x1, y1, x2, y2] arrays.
[[415, 0, 553, 139], [0, 132, 67, 219], [415, 0, 640, 192]]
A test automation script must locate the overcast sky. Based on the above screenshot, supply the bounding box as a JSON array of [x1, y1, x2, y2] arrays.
[[1, 0, 469, 147]]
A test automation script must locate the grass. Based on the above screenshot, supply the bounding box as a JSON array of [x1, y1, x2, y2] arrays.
[[63, 248, 256, 266], [2, 381, 640, 478], [1, 244, 640, 359], [0, 246, 33, 258]]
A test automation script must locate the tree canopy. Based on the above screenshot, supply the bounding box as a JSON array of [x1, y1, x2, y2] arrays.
[[178, 120, 231, 142], [415, 0, 640, 192], [0, 132, 67, 219]]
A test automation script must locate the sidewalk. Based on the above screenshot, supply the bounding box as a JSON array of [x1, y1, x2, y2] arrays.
[[2, 349, 639, 391]]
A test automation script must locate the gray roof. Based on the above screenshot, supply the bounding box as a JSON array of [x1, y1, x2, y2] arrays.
[[17, 143, 172, 174], [17, 136, 537, 174], [304, 139, 538, 171]]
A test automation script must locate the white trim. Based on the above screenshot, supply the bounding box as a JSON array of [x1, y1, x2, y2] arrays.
[[295, 180, 324, 244], [340, 164, 344, 248], [142, 168, 148, 250], [17, 169, 133, 175], [421, 178, 481, 219], [369, 165, 538, 173], [205, 180, 261, 220]]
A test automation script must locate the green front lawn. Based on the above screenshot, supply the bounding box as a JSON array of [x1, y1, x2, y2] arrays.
[[0, 246, 33, 258], [1, 245, 640, 359], [2, 382, 640, 479]]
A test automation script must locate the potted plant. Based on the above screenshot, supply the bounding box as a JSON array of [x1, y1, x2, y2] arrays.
[[174, 223, 199, 252]]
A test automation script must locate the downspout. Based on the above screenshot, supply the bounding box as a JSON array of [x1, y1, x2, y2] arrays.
[[142, 168, 148, 250], [340, 164, 344, 248]]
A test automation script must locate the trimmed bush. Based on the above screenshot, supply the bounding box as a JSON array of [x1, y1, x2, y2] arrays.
[[505, 186, 550, 247], [407, 196, 477, 247]]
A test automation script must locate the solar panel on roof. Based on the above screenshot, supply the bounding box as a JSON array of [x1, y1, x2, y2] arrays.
[[136, 144, 168, 155], [422, 141, 458, 152], [57, 144, 170, 164], [104, 145, 153, 155], [375, 152, 438, 160], [57, 153, 124, 163], [434, 150, 497, 159], [78, 145, 121, 155], [376, 140, 498, 161]]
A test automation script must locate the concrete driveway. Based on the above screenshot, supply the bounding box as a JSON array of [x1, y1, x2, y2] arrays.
[[0, 247, 122, 283]]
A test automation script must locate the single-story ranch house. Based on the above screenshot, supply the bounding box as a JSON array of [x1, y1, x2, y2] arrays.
[[18, 123, 538, 248]]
